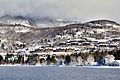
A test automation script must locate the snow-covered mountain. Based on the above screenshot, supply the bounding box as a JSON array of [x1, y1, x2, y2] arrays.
[[0, 15, 33, 27], [0, 15, 120, 42], [0, 15, 78, 28], [84, 20, 120, 28], [0, 15, 119, 29], [1, 17, 120, 56]]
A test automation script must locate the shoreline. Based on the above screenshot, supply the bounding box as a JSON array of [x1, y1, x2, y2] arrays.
[[0, 65, 120, 68]]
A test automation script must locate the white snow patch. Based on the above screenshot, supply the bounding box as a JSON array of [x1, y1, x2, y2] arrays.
[[113, 25, 120, 28], [16, 29, 30, 33]]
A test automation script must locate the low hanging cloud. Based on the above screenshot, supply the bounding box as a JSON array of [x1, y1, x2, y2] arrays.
[[0, 0, 119, 22]]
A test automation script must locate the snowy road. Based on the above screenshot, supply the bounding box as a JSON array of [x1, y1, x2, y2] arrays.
[[0, 66, 119, 80]]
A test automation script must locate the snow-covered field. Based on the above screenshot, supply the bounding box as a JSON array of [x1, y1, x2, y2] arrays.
[[0, 66, 119, 80]]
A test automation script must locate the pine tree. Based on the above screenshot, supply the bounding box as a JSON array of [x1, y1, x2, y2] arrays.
[[64, 55, 71, 65]]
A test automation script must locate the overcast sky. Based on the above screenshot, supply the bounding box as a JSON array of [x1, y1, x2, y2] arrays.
[[0, 0, 119, 22]]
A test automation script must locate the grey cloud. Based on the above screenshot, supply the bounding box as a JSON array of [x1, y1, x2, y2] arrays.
[[0, 0, 119, 22]]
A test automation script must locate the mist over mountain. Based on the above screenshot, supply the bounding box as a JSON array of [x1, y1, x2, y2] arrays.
[[0, 15, 78, 28], [0, 0, 120, 23]]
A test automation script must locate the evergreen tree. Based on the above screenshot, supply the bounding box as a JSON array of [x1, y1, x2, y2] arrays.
[[0, 55, 3, 64], [46, 55, 51, 65], [114, 50, 120, 60], [64, 55, 71, 65], [51, 55, 56, 64]]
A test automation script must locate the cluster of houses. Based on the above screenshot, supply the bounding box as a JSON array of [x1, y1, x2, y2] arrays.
[[55, 36, 120, 53], [0, 35, 119, 66]]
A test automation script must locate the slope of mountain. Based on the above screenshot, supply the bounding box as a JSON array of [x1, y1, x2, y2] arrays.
[[84, 20, 120, 28], [0, 15, 120, 43], [28, 17, 78, 28], [0, 15, 33, 27], [1, 17, 120, 56], [0, 15, 77, 28]]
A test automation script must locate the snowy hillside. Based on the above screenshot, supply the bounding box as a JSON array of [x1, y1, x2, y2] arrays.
[[0, 15, 78, 28], [0, 15, 32, 27], [84, 20, 120, 28]]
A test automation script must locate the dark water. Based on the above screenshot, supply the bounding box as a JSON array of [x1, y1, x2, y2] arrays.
[[0, 66, 119, 80]]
